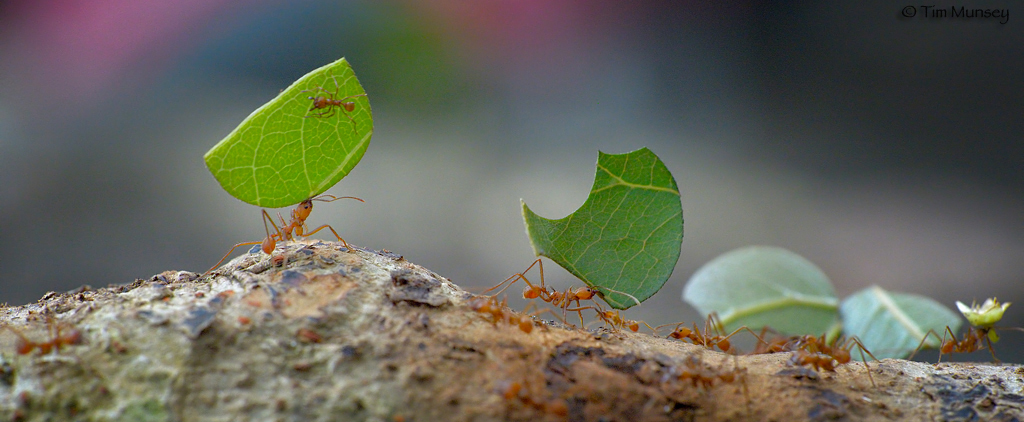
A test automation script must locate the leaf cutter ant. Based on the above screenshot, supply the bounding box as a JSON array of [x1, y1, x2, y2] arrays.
[[656, 314, 766, 354], [484, 258, 638, 327], [205, 194, 363, 274], [909, 298, 1024, 363], [3, 315, 82, 355], [786, 334, 877, 387]]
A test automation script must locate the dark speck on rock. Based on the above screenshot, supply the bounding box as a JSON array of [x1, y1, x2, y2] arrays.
[[280, 270, 308, 287], [181, 306, 219, 338]]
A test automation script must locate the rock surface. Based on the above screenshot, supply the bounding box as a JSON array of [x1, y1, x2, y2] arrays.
[[1, 240, 1022, 421]]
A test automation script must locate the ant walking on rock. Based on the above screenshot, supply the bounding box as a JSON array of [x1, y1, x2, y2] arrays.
[[206, 194, 363, 274], [786, 334, 878, 387], [467, 295, 552, 334], [909, 299, 1024, 363], [2, 313, 82, 355], [484, 259, 603, 326], [657, 314, 766, 354]]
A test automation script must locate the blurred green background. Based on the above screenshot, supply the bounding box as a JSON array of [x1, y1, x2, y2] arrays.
[[1, 1, 1021, 360]]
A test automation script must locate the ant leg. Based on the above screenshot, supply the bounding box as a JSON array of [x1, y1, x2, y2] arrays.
[[908, 329, 943, 361], [566, 306, 603, 328], [483, 258, 545, 297], [983, 330, 1001, 363], [204, 241, 262, 274], [716, 326, 769, 354], [204, 209, 285, 275], [843, 337, 878, 388], [301, 224, 351, 249], [483, 272, 524, 296], [938, 326, 957, 364]]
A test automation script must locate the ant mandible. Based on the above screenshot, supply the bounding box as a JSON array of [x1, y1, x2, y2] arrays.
[[301, 75, 367, 130], [205, 194, 363, 274]]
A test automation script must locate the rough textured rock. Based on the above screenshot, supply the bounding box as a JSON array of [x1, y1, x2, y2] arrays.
[[1, 240, 1022, 421]]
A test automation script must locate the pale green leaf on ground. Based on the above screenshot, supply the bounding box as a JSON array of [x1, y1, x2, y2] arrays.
[[521, 148, 684, 309], [840, 285, 962, 359], [205, 58, 373, 208], [683, 246, 839, 335]]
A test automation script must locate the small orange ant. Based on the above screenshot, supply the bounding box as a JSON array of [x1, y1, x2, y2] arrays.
[[657, 315, 765, 354], [669, 353, 746, 392], [467, 296, 551, 334], [786, 334, 877, 387], [484, 258, 606, 326], [498, 379, 569, 417], [909, 298, 1024, 363], [910, 325, 1024, 363], [206, 194, 363, 274], [580, 307, 653, 333], [749, 327, 794, 355], [301, 75, 367, 130], [3, 319, 82, 355]]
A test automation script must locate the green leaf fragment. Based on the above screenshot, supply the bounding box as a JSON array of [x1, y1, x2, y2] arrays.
[[205, 57, 373, 208], [521, 147, 684, 309], [840, 285, 962, 359], [956, 298, 1009, 328], [683, 246, 839, 335]]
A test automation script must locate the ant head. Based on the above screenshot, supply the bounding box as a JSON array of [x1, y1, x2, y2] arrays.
[[670, 326, 692, 339], [294, 199, 315, 220], [468, 296, 491, 312], [575, 287, 596, 300]]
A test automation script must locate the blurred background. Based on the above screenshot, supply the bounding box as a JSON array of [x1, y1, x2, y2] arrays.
[[0, 1, 1021, 361]]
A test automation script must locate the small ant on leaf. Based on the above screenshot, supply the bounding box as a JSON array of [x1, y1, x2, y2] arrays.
[[909, 298, 1024, 363], [301, 75, 368, 130], [206, 194, 363, 274]]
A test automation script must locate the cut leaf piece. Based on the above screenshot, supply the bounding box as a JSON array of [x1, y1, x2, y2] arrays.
[[683, 246, 838, 335], [521, 147, 683, 309], [205, 57, 373, 208], [840, 285, 962, 359]]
